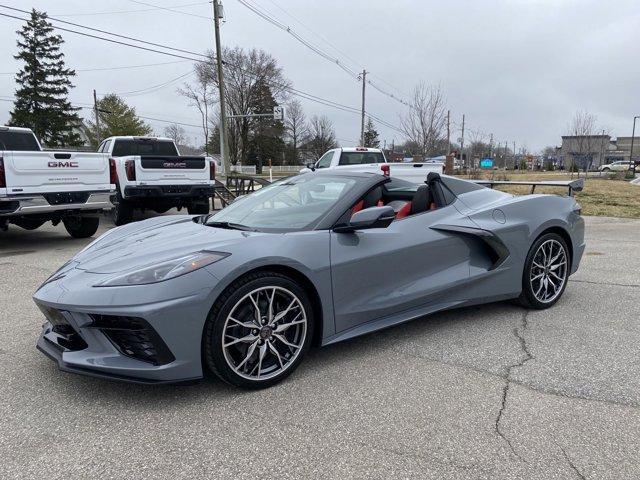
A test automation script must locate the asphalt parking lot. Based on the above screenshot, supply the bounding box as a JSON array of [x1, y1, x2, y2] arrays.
[[1, 213, 639, 479]]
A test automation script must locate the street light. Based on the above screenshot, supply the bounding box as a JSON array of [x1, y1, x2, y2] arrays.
[[630, 116, 639, 174]]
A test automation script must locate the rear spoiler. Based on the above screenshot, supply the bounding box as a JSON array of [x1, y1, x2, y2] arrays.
[[473, 178, 584, 196]]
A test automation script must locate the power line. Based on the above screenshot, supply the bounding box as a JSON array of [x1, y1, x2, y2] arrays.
[[0, 59, 192, 76], [0, 11, 208, 63], [102, 71, 194, 96], [52, 1, 210, 17], [0, 9, 405, 138], [0, 5, 210, 59], [234, 0, 412, 109], [235, 0, 360, 79], [127, 0, 211, 19], [264, 0, 362, 70]]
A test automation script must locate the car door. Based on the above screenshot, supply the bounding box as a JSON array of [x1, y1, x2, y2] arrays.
[[329, 204, 473, 333]]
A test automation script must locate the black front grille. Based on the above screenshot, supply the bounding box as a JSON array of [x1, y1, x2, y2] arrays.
[[43, 192, 90, 205], [38, 304, 88, 351], [90, 315, 175, 366]]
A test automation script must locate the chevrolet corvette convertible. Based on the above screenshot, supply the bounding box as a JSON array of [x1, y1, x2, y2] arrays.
[[35, 171, 585, 389]]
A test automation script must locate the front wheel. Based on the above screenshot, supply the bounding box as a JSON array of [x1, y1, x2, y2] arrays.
[[63, 216, 99, 239], [518, 233, 570, 309], [602, 167, 611, 172], [203, 272, 314, 389]]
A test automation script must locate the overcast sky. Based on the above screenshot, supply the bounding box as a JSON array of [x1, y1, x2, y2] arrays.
[[1, 0, 638, 152]]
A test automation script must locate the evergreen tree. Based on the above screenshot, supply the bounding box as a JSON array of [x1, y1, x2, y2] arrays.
[[246, 81, 285, 166], [9, 9, 82, 147], [84, 94, 152, 147], [363, 117, 380, 148]]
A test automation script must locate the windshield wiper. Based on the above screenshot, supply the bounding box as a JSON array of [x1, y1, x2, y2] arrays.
[[206, 221, 256, 231]]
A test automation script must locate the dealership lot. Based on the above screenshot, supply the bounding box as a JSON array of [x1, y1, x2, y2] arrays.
[[1, 214, 639, 479]]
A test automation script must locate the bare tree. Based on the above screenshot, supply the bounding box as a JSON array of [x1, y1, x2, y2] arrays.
[[566, 110, 599, 176], [163, 123, 187, 145], [178, 72, 215, 154], [284, 99, 309, 164], [306, 115, 337, 160], [196, 47, 291, 165], [400, 83, 447, 156]]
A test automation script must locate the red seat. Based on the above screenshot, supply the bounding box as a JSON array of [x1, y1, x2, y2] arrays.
[[395, 201, 412, 219]]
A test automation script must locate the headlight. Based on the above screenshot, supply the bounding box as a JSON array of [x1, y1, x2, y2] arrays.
[[94, 251, 229, 287]]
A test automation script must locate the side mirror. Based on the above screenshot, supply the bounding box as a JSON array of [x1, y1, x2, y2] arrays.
[[333, 206, 395, 233], [306, 162, 317, 171]]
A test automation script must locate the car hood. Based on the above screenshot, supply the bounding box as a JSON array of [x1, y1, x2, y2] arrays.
[[73, 215, 258, 274]]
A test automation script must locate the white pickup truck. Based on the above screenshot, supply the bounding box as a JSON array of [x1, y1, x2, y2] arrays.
[[0, 126, 113, 238], [100, 136, 216, 225], [301, 147, 444, 182]]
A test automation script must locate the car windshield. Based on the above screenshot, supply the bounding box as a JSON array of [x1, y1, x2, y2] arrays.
[[206, 174, 357, 231]]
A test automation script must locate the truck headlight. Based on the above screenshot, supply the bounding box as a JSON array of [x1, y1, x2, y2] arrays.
[[94, 251, 229, 287]]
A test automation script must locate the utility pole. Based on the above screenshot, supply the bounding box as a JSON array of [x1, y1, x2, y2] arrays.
[[446, 110, 450, 155], [630, 116, 638, 174], [489, 133, 493, 158], [93, 89, 101, 145], [460, 114, 466, 174], [504, 141, 508, 169], [359, 69, 367, 146], [212, 0, 230, 175], [513, 141, 516, 170]]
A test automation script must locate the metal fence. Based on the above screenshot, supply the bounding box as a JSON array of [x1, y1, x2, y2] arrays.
[[229, 165, 257, 175], [271, 165, 303, 173]]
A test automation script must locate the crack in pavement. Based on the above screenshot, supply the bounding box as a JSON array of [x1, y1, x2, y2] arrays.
[[560, 446, 587, 480], [392, 345, 640, 410], [494, 311, 534, 462]]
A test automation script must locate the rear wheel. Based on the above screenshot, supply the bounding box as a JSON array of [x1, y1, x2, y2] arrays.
[[111, 191, 134, 226], [188, 200, 210, 215], [518, 233, 570, 309], [203, 272, 314, 389], [63, 216, 99, 239]]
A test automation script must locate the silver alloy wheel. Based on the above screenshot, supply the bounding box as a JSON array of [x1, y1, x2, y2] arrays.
[[221, 286, 307, 381], [530, 239, 568, 303]]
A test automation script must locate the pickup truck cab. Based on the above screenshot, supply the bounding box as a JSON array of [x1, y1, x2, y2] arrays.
[[301, 147, 444, 183], [0, 126, 113, 238], [100, 136, 216, 225]]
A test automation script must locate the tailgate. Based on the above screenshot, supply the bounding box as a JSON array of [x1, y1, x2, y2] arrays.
[[389, 163, 444, 182], [4, 151, 112, 194], [135, 155, 209, 183]]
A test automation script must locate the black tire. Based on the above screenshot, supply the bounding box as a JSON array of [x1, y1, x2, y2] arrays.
[[111, 191, 134, 226], [188, 201, 210, 215], [203, 271, 314, 389], [602, 167, 611, 172], [518, 232, 570, 309], [63, 216, 100, 239]]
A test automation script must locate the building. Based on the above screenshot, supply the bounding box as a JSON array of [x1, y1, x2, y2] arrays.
[[607, 137, 639, 163], [560, 135, 639, 169], [560, 134, 610, 170]]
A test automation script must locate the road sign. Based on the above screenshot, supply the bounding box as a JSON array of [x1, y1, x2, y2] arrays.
[[273, 105, 285, 121], [480, 158, 494, 169]]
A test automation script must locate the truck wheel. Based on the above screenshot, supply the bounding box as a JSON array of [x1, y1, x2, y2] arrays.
[[112, 192, 134, 226], [188, 201, 210, 215], [63, 217, 100, 239]]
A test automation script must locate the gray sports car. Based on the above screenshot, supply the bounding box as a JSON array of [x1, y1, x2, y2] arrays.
[[35, 171, 585, 389]]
